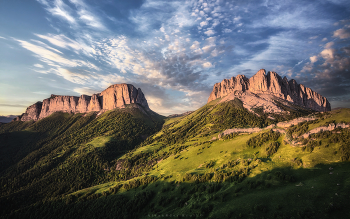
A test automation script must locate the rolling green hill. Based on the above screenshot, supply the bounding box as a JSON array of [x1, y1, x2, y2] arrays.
[[1, 102, 350, 218]]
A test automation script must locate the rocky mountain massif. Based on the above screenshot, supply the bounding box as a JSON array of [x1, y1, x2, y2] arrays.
[[208, 69, 331, 113], [15, 84, 150, 122]]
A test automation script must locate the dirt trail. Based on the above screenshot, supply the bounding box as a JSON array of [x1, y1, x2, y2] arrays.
[[218, 116, 316, 138]]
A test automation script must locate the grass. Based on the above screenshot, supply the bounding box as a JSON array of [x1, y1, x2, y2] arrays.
[[86, 136, 114, 148], [308, 108, 350, 131], [1, 103, 350, 218]]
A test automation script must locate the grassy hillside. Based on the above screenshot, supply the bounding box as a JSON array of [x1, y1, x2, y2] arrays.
[[1, 103, 349, 218], [0, 106, 164, 216]]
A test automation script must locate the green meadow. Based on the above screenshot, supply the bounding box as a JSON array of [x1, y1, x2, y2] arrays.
[[1, 103, 349, 218]]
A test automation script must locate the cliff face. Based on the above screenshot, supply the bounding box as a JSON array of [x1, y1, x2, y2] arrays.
[[18, 102, 43, 121], [208, 69, 331, 112], [16, 84, 150, 122]]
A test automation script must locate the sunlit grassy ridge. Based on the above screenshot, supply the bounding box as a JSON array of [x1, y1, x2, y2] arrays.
[[62, 106, 349, 218], [1, 101, 349, 218]]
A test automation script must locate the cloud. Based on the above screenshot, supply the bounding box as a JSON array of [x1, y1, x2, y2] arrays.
[[202, 62, 213, 68], [252, 1, 332, 30], [46, 0, 77, 24], [35, 34, 90, 54], [324, 41, 334, 49], [320, 48, 335, 60], [34, 64, 44, 68], [69, 0, 107, 30], [9, 0, 346, 116], [333, 28, 350, 39], [73, 87, 99, 95], [57, 68, 90, 84], [204, 29, 215, 36], [310, 56, 318, 63], [190, 41, 201, 50], [0, 103, 29, 108], [37, 0, 107, 31], [16, 39, 78, 67], [18, 38, 99, 71], [298, 37, 350, 100], [233, 16, 241, 23], [200, 21, 208, 27]]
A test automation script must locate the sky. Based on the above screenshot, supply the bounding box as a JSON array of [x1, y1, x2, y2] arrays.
[[0, 0, 350, 116]]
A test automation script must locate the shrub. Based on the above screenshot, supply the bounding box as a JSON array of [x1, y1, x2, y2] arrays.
[[246, 130, 281, 148], [266, 142, 280, 156]]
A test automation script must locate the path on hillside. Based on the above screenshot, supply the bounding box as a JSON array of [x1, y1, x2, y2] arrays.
[[217, 116, 317, 138]]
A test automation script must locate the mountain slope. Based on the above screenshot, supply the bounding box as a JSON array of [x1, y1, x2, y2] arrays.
[[0, 106, 164, 216], [1, 79, 349, 218], [5, 108, 350, 219]]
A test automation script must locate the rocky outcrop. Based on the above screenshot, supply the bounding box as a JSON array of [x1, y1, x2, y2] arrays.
[[15, 84, 150, 122], [17, 102, 43, 121], [301, 123, 350, 139], [99, 84, 150, 111], [208, 69, 331, 112]]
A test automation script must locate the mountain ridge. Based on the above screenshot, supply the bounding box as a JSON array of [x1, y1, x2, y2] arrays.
[[208, 69, 331, 112], [14, 84, 150, 122]]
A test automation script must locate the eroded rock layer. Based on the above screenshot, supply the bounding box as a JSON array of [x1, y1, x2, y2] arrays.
[[208, 69, 331, 112], [15, 84, 150, 121]]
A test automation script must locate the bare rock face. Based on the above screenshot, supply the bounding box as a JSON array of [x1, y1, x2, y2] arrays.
[[208, 69, 331, 112], [17, 102, 43, 121], [16, 84, 150, 121], [99, 84, 149, 110]]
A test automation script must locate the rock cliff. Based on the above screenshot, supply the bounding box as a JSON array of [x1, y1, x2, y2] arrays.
[[15, 84, 150, 122], [208, 69, 331, 112]]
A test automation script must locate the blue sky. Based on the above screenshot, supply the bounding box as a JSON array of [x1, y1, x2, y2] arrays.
[[0, 0, 350, 116]]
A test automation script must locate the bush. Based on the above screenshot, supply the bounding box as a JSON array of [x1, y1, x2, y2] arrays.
[[266, 142, 280, 156], [247, 130, 281, 148]]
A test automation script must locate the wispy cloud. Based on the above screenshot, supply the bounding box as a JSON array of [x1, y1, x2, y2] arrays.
[[16, 39, 78, 66], [37, 0, 107, 31], [3, 0, 349, 114], [34, 64, 44, 68], [46, 0, 77, 24]]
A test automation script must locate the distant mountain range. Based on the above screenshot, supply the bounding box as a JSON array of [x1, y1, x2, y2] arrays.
[[0, 115, 17, 123]]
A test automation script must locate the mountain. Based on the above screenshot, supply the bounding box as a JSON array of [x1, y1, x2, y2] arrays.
[[208, 69, 331, 113], [14, 83, 151, 122], [1, 77, 350, 219], [167, 111, 194, 118], [0, 115, 17, 123]]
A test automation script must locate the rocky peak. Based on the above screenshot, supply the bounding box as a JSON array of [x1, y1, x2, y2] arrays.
[[15, 84, 150, 122], [248, 69, 269, 92], [208, 69, 331, 112]]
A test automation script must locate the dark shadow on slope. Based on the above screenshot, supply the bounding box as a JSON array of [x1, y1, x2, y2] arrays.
[[0, 109, 165, 216], [3, 162, 350, 219]]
